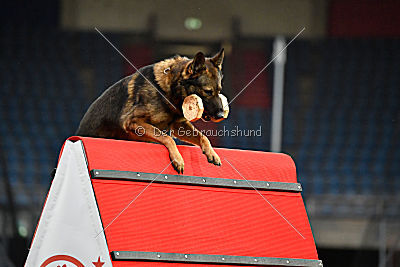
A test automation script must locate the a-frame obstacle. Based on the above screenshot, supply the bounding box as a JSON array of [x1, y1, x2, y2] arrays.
[[26, 137, 322, 266]]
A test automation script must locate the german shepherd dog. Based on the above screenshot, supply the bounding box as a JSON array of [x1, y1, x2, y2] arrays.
[[76, 49, 227, 174]]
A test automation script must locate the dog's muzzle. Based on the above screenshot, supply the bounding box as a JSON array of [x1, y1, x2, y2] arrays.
[[201, 94, 229, 122]]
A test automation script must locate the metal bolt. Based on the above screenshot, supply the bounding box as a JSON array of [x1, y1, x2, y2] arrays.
[[221, 257, 225, 261], [266, 183, 270, 186], [298, 185, 301, 189], [184, 255, 188, 259], [202, 178, 206, 183], [116, 252, 119, 256], [95, 171, 99, 175], [137, 173, 141, 177], [164, 175, 168, 179], [254, 258, 258, 262], [286, 260, 290, 264], [233, 180, 237, 184], [157, 254, 161, 258]]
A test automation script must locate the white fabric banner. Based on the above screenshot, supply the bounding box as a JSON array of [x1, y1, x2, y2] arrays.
[[25, 140, 112, 267]]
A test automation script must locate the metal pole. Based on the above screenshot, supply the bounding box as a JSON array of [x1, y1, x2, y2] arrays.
[[378, 199, 387, 267], [0, 137, 18, 237], [271, 36, 287, 152], [379, 218, 387, 267], [0, 137, 18, 266]]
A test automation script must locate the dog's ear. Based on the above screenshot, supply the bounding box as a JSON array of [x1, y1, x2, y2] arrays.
[[187, 52, 206, 74], [211, 48, 224, 69]]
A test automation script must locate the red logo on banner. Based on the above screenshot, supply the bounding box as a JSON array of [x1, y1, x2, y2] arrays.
[[40, 255, 84, 267], [40, 255, 104, 266], [92, 257, 105, 267]]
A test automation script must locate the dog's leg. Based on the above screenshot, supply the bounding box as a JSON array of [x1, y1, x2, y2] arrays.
[[125, 121, 185, 173], [171, 120, 221, 166]]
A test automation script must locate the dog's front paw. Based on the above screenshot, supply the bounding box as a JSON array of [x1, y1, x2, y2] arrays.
[[203, 148, 221, 166], [170, 152, 185, 174]]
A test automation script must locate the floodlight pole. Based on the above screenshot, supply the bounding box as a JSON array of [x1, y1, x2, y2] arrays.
[[271, 36, 287, 152]]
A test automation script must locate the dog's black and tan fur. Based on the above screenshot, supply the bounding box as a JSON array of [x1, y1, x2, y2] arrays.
[[76, 49, 226, 173]]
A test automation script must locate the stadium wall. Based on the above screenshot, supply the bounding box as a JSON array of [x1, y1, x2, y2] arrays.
[[61, 0, 328, 40]]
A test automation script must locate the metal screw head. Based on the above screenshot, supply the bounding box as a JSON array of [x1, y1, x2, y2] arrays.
[[202, 178, 206, 183], [116, 252, 120, 256], [298, 185, 301, 189], [137, 173, 141, 177], [233, 180, 237, 184], [221, 257, 225, 261], [164, 175, 168, 179], [286, 260, 290, 263], [266, 183, 270, 186], [95, 171, 99, 175], [184, 255, 188, 259], [157, 254, 161, 258], [254, 258, 258, 262]]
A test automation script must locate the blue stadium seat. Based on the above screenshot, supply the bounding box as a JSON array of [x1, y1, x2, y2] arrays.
[[283, 38, 400, 198]]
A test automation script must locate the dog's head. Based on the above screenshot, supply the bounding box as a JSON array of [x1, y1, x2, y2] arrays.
[[180, 49, 228, 122]]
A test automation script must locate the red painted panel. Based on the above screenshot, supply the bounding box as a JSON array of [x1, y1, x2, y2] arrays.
[[123, 44, 153, 75], [61, 137, 318, 265], [231, 48, 271, 108], [68, 136, 297, 183], [113, 262, 263, 267], [113, 263, 256, 267], [192, 120, 220, 147], [92, 179, 318, 260], [329, 0, 400, 37]]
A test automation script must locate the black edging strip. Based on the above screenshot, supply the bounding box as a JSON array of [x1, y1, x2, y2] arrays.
[[79, 140, 89, 167], [91, 170, 302, 192], [111, 251, 323, 266]]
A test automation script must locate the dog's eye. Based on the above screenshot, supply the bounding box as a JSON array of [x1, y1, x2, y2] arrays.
[[204, 90, 213, 96]]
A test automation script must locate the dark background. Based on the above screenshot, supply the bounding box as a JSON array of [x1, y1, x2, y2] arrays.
[[0, 1, 399, 266]]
